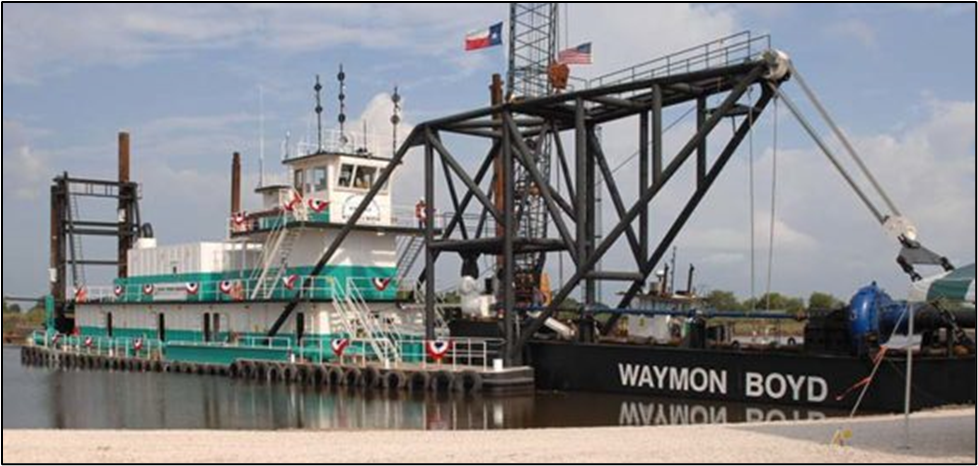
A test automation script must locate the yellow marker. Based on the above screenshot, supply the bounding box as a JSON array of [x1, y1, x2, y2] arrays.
[[833, 428, 854, 447]]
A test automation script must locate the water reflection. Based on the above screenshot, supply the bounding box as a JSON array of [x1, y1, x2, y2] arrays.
[[3, 349, 844, 430]]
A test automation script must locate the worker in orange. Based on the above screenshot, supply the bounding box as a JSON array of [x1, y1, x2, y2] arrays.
[[415, 198, 427, 229]]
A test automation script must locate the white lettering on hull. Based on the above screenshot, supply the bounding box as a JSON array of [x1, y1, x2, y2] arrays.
[[745, 372, 829, 403], [618, 363, 728, 395], [620, 364, 829, 404]]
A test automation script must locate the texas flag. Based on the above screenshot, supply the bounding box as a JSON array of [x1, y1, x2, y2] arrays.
[[465, 22, 504, 52]]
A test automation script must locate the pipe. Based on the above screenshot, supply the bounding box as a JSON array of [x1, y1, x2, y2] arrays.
[[118, 132, 131, 278], [118, 132, 131, 183], [231, 152, 242, 216]]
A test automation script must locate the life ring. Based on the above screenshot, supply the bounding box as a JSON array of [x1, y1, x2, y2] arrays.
[[342, 367, 362, 387], [361, 367, 382, 389], [253, 362, 270, 382], [313, 366, 330, 388], [282, 365, 300, 384], [428, 371, 455, 393], [383, 371, 409, 391], [452, 371, 484, 394], [408, 372, 430, 393], [267, 364, 284, 383], [327, 366, 345, 387], [297, 366, 315, 386]]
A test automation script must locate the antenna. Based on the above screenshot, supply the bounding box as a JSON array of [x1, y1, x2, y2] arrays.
[[362, 120, 369, 155], [391, 86, 402, 157], [338, 65, 348, 145], [314, 75, 324, 152], [259, 85, 265, 188], [283, 131, 291, 161]]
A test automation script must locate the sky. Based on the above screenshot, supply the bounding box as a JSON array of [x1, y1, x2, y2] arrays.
[[3, 3, 975, 304]]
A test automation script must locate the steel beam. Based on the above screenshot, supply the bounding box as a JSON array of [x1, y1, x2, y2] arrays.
[[512, 64, 768, 357]]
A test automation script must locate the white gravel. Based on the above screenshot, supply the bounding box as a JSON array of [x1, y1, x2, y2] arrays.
[[3, 408, 974, 464]]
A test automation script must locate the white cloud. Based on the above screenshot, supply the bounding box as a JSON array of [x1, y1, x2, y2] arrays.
[[737, 97, 976, 296], [2, 3, 502, 84], [565, 3, 739, 80], [825, 18, 878, 49], [734, 4, 795, 20], [2, 4, 742, 85], [2, 120, 50, 200]]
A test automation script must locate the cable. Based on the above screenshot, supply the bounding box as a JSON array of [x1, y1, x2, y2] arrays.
[[789, 64, 903, 218], [748, 88, 757, 313], [598, 106, 697, 185], [765, 98, 780, 311], [768, 83, 887, 225]]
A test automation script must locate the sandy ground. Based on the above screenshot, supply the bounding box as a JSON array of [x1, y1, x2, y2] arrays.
[[3, 408, 974, 464]]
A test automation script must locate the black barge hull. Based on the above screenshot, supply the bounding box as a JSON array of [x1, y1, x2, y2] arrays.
[[527, 341, 976, 413]]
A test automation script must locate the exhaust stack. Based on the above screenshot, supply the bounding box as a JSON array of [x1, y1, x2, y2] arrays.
[[231, 152, 242, 216]]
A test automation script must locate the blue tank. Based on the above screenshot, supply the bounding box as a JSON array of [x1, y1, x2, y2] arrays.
[[849, 283, 909, 354]]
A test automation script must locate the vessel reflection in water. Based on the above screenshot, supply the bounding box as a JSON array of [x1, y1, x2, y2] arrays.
[[4, 350, 843, 430]]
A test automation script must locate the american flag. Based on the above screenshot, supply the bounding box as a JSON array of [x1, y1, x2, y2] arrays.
[[558, 43, 593, 65]]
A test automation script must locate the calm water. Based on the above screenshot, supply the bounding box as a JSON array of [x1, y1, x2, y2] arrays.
[[2, 348, 843, 430]]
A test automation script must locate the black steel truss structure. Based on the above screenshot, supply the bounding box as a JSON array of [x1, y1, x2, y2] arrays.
[[49, 134, 141, 333], [270, 54, 788, 365]]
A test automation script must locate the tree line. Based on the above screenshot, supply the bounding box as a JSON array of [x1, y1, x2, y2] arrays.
[[703, 291, 844, 317]]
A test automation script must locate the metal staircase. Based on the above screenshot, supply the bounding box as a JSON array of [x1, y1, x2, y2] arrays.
[[250, 217, 300, 300], [327, 279, 402, 364], [67, 193, 87, 288], [394, 236, 425, 284]]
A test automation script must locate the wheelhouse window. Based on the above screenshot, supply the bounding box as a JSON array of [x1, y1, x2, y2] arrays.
[[354, 166, 377, 190], [294, 169, 306, 194], [312, 167, 328, 192], [338, 164, 387, 193], [338, 164, 355, 188]]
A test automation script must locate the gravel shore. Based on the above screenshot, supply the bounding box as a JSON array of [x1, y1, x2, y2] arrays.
[[3, 408, 973, 464]]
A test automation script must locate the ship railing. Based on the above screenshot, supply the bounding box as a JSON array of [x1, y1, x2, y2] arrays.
[[288, 129, 390, 161], [166, 336, 294, 351], [73, 274, 402, 305], [587, 31, 772, 96], [295, 335, 505, 371], [399, 336, 507, 372], [394, 279, 454, 331], [390, 205, 452, 231], [30, 331, 164, 359], [29, 330, 506, 371], [228, 198, 309, 235]]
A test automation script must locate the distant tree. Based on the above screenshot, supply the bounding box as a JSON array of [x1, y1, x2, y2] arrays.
[[1, 300, 9, 314], [704, 290, 742, 311], [10, 304, 22, 314], [24, 308, 46, 328], [808, 292, 843, 311], [784, 297, 807, 317], [557, 297, 582, 312], [754, 293, 806, 316]]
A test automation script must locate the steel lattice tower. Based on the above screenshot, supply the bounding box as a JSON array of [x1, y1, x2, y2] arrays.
[[506, 2, 559, 303]]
